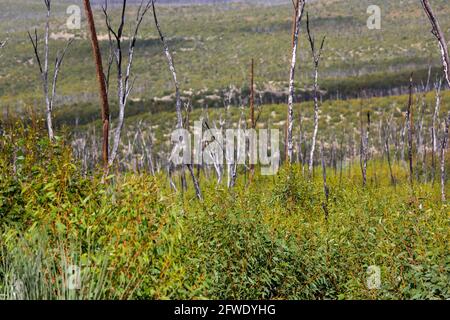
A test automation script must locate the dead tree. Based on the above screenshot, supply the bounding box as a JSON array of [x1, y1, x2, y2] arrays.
[[417, 94, 426, 181], [364, 112, 370, 186], [432, 79, 442, 184], [383, 116, 396, 185], [286, 0, 306, 163], [249, 58, 255, 181], [230, 106, 245, 188], [102, 0, 152, 168], [136, 121, 155, 176], [338, 130, 345, 185], [152, 0, 202, 200], [440, 113, 450, 201], [400, 120, 406, 163], [360, 108, 370, 187], [297, 111, 304, 167], [320, 142, 329, 220], [83, 0, 110, 170], [306, 12, 326, 176], [406, 74, 414, 186], [28, 0, 73, 141], [201, 120, 224, 185], [224, 86, 235, 188], [421, 0, 450, 88]]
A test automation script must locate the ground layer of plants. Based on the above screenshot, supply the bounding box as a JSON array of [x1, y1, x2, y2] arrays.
[[0, 124, 448, 300]]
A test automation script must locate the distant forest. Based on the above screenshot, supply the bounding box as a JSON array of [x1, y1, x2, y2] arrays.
[[90, 0, 289, 5]]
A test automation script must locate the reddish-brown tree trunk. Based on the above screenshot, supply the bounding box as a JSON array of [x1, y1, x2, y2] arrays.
[[83, 0, 110, 171]]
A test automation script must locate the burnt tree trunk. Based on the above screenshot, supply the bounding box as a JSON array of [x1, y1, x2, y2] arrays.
[[83, 0, 110, 170]]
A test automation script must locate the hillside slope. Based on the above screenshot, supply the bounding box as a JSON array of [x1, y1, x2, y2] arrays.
[[0, 0, 449, 114]]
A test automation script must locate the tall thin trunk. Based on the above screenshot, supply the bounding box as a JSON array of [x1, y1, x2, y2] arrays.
[[43, 3, 52, 141], [320, 143, 329, 219], [364, 112, 370, 186], [105, 0, 151, 168], [309, 61, 320, 175], [306, 13, 326, 176], [287, 0, 305, 163], [421, 0, 450, 88], [417, 94, 426, 181], [152, 0, 202, 200], [339, 130, 345, 186], [360, 108, 369, 187], [250, 58, 255, 181], [406, 74, 414, 186], [28, 1, 72, 142], [285, 0, 298, 163], [384, 120, 395, 185], [297, 111, 304, 166], [83, 0, 110, 170], [440, 113, 450, 202], [432, 80, 442, 184]]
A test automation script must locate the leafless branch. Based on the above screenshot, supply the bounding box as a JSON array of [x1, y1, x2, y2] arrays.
[[104, 0, 152, 167], [152, 0, 202, 200], [27, 0, 71, 142], [306, 12, 326, 176], [27, 30, 43, 74], [420, 0, 450, 87], [50, 38, 74, 112]]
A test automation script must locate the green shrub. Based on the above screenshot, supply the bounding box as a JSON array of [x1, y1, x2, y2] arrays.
[[0, 123, 448, 300]]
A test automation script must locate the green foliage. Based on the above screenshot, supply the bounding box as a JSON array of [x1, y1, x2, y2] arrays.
[[270, 166, 322, 213], [0, 231, 114, 300], [0, 124, 449, 300]]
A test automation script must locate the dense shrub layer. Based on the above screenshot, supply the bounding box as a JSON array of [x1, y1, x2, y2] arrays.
[[0, 126, 448, 299]]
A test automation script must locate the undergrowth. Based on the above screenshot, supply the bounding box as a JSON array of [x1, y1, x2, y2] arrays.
[[0, 124, 448, 300]]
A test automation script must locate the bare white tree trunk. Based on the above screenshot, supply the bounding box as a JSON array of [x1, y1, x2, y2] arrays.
[[363, 116, 370, 186], [440, 113, 450, 202], [432, 80, 442, 184], [421, 0, 450, 88], [152, 0, 202, 200], [433, 80, 442, 152], [230, 107, 245, 188], [320, 142, 329, 219], [309, 66, 320, 174], [406, 74, 414, 185], [297, 111, 304, 166], [360, 111, 370, 187], [383, 117, 395, 185], [105, 0, 151, 167], [417, 95, 425, 169], [306, 13, 326, 176], [287, 0, 306, 163], [43, 2, 52, 140], [28, 1, 72, 142], [224, 86, 234, 188]]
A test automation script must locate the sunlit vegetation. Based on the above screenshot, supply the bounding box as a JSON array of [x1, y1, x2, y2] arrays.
[[0, 124, 448, 299]]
